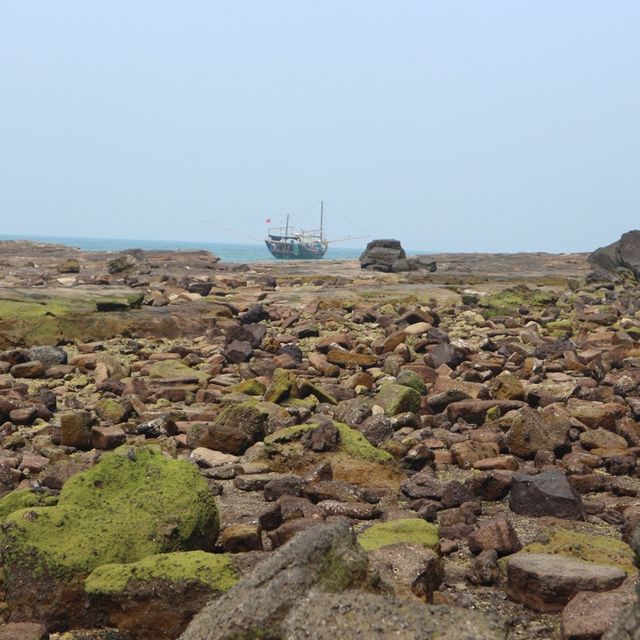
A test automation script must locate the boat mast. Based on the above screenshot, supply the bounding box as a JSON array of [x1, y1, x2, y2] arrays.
[[285, 214, 289, 239], [320, 200, 324, 241]]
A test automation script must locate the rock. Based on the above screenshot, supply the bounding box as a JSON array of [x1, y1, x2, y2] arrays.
[[467, 470, 513, 501], [301, 422, 340, 452], [0, 447, 219, 629], [190, 448, 239, 468], [470, 549, 500, 586], [368, 542, 443, 602], [107, 253, 140, 274], [56, 258, 80, 274], [518, 527, 635, 574], [179, 520, 370, 640], [506, 406, 570, 458], [91, 425, 126, 450], [506, 553, 626, 613], [135, 413, 179, 438], [561, 582, 636, 640], [359, 239, 406, 272], [326, 349, 378, 368], [27, 345, 67, 368], [220, 524, 263, 553], [280, 589, 506, 640], [509, 469, 586, 520], [375, 383, 421, 416], [263, 368, 298, 403], [588, 230, 640, 280], [223, 340, 253, 364], [468, 517, 521, 556], [60, 410, 95, 449], [580, 428, 628, 450], [488, 372, 524, 400], [451, 441, 500, 469], [187, 402, 267, 455], [0, 623, 47, 640], [10, 360, 45, 379], [447, 399, 526, 425], [86, 551, 240, 640], [148, 360, 209, 385]]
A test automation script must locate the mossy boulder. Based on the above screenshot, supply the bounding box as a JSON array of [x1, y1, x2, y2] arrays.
[[186, 402, 268, 455], [514, 527, 635, 574], [0, 489, 58, 521], [230, 378, 266, 396], [264, 421, 392, 463], [358, 519, 439, 552], [375, 383, 421, 416], [0, 447, 219, 629], [85, 551, 239, 640], [396, 370, 426, 395], [263, 368, 299, 404]]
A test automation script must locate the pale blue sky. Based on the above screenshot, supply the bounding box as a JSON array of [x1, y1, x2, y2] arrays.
[[1, 1, 639, 251]]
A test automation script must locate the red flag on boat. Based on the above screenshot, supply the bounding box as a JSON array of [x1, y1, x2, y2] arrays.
[[265, 218, 271, 223]]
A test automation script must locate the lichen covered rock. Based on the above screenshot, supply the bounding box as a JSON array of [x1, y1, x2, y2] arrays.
[[85, 551, 239, 640], [0, 447, 219, 629]]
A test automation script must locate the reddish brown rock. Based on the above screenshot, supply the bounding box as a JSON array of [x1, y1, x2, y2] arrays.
[[468, 517, 521, 557], [507, 553, 626, 613]]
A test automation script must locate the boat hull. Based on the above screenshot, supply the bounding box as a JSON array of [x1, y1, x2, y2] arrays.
[[265, 240, 328, 260]]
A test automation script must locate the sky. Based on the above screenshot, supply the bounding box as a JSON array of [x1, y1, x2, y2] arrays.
[[1, 1, 639, 252]]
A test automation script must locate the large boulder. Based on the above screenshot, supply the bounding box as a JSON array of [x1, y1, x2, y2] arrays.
[[588, 230, 640, 280], [359, 240, 437, 273], [179, 520, 370, 640], [360, 239, 406, 272], [0, 447, 220, 630]]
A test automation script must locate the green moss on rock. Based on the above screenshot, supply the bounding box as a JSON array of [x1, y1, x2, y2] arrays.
[[0, 489, 58, 521], [516, 528, 635, 573], [265, 422, 392, 463], [334, 422, 392, 462], [231, 379, 267, 396], [375, 383, 421, 416], [148, 360, 209, 384], [85, 551, 238, 596], [1, 447, 219, 578], [358, 519, 439, 552]]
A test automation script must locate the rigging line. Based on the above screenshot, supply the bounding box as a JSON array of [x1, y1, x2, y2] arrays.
[[323, 202, 369, 235], [286, 201, 322, 222], [201, 220, 263, 243]]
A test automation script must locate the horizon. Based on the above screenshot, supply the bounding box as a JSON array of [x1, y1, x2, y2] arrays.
[[1, 2, 639, 252]]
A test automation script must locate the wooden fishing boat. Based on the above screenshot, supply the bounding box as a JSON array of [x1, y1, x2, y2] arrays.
[[265, 201, 328, 260]]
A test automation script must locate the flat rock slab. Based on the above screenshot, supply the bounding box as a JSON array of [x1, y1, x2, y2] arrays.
[[507, 553, 627, 613]]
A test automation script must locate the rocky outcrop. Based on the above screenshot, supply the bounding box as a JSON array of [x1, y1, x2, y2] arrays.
[[588, 230, 640, 280], [359, 239, 436, 273]]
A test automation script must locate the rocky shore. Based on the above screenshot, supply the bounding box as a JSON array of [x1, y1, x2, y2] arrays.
[[0, 239, 639, 640]]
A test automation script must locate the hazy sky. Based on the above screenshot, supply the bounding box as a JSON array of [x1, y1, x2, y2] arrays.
[[1, 1, 639, 252]]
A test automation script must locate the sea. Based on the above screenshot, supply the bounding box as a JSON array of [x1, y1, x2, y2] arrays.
[[0, 234, 366, 263]]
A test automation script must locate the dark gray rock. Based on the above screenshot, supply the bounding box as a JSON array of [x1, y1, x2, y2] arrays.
[[179, 520, 370, 640], [359, 239, 406, 272], [589, 230, 640, 280], [509, 469, 586, 520], [26, 346, 67, 368]]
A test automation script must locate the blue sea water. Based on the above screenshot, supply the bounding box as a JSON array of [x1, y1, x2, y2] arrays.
[[0, 234, 365, 262]]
